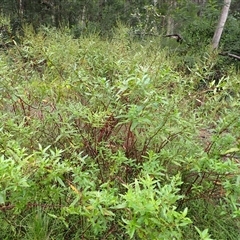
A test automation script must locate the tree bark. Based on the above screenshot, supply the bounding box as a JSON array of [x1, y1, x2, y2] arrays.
[[212, 0, 231, 49], [166, 0, 176, 35]]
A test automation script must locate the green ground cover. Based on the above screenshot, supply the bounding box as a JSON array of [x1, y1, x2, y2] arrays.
[[0, 25, 239, 239]]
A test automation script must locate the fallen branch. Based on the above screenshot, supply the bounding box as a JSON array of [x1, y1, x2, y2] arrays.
[[219, 52, 240, 60]]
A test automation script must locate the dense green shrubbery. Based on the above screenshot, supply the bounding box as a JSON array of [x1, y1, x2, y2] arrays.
[[0, 24, 239, 239]]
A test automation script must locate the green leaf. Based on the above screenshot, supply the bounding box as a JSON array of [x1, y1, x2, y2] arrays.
[[111, 202, 127, 209], [47, 213, 58, 219], [102, 208, 115, 216], [221, 147, 240, 155], [56, 176, 66, 187], [0, 193, 5, 204]]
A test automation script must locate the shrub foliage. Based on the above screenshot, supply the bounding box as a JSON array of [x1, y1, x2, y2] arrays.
[[0, 25, 239, 239]]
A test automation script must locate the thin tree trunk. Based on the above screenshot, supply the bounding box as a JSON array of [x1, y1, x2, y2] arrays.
[[166, 16, 174, 35], [18, 0, 24, 17], [81, 5, 86, 28], [166, 0, 176, 35], [212, 0, 231, 49]]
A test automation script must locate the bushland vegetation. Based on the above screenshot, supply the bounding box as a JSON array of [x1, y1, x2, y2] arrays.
[[0, 1, 240, 239]]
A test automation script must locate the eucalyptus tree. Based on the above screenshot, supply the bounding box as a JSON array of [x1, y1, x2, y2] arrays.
[[212, 0, 231, 49]]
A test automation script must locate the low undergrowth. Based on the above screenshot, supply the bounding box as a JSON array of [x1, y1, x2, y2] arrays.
[[0, 25, 240, 239]]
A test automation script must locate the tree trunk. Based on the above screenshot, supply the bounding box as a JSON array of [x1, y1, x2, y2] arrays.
[[166, 16, 174, 35], [18, 0, 24, 17], [166, 0, 176, 35], [212, 0, 231, 49]]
